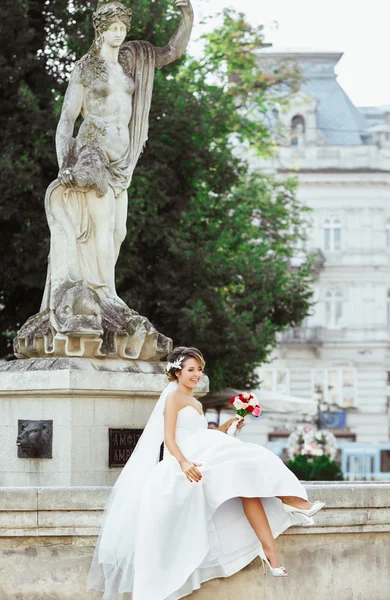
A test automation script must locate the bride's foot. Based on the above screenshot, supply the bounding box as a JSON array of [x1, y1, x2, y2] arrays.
[[281, 499, 326, 519], [261, 551, 288, 577], [265, 549, 281, 569], [277, 496, 313, 510]]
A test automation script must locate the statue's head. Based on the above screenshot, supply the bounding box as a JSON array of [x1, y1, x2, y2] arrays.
[[93, 0, 132, 48]]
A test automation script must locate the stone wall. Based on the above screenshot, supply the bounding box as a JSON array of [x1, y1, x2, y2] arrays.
[[0, 358, 208, 487], [0, 483, 389, 599]]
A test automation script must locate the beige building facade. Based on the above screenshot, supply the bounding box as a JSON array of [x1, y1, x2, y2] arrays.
[[252, 49, 390, 446]]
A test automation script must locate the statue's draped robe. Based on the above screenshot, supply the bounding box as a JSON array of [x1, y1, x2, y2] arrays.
[[41, 41, 156, 311]]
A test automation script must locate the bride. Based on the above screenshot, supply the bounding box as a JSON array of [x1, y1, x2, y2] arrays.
[[87, 346, 325, 599]]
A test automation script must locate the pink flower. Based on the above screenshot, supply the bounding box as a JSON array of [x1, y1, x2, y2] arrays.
[[241, 402, 249, 409], [252, 406, 261, 417], [241, 392, 250, 400]]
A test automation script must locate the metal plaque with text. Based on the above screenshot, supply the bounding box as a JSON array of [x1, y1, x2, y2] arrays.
[[109, 428, 143, 467]]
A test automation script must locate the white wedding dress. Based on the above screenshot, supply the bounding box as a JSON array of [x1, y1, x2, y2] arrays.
[[88, 400, 315, 600]]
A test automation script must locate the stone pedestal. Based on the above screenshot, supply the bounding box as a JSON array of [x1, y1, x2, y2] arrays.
[[0, 358, 208, 487]]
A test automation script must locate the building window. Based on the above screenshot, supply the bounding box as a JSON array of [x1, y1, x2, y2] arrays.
[[291, 115, 305, 146], [260, 369, 289, 394], [387, 291, 390, 328], [386, 218, 390, 250], [325, 288, 343, 328], [312, 369, 356, 408], [323, 216, 342, 251]]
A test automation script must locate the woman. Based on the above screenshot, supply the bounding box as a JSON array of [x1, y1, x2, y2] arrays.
[[87, 346, 325, 599]]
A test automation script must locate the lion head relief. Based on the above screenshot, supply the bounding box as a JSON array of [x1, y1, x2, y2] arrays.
[[17, 420, 53, 459]]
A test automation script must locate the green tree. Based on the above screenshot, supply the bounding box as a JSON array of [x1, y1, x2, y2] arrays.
[[0, 1, 313, 391], [287, 454, 344, 481], [0, 0, 64, 357]]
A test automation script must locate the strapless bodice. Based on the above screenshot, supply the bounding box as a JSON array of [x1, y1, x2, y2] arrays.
[[163, 405, 208, 458]]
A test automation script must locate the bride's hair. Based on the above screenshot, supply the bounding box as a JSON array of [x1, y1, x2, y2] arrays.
[[166, 346, 205, 381]]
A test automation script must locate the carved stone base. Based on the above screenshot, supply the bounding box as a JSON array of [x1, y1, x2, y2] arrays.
[[14, 280, 172, 361], [0, 357, 209, 486]]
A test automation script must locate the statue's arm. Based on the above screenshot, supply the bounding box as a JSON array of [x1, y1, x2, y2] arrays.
[[55, 65, 84, 184], [154, 0, 194, 69]]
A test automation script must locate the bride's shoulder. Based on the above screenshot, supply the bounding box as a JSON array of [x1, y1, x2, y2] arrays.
[[164, 390, 181, 411], [164, 391, 184, 418]]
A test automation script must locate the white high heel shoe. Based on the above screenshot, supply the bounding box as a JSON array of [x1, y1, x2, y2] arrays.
[[282, 500, 325, 520], [261, 555, 288, 577]]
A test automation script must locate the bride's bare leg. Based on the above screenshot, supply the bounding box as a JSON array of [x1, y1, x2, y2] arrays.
[[239, 497, 282, 569], [276, 495, 312, 509]]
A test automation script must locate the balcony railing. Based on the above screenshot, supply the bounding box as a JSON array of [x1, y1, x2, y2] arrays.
[[278, 326, 324, 344], [279, 326, 390, 345], [250, 144, 390, 173]]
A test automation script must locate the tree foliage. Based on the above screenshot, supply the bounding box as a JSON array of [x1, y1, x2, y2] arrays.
[[0, 0, 313, 390], [287, 454, 344, 481]]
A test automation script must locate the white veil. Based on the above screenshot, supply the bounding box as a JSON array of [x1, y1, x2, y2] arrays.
[[87, 380, 178, 598]]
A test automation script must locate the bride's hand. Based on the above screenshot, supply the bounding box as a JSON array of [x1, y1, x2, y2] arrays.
[[224, 417, 244, 432], [180, 459, 203, 483]]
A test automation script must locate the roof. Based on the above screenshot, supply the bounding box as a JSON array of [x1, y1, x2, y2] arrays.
[[303, 77, 368, 145], [257, 48, 389, 147]]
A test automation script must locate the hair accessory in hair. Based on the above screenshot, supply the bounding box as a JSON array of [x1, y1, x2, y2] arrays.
[[166, 356, 185, 371]]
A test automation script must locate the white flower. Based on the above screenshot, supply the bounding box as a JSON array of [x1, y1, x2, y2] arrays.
[[233, 398, 246, 410], [166, 356, 185, 371], [248, 394, 258, 407]]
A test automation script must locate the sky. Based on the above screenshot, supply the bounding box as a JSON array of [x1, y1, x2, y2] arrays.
[[190, 0, 390, 108]]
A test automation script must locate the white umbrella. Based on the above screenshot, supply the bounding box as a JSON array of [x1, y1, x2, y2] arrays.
[[204, 387, 317, 417], [253, 390, 317, 415]]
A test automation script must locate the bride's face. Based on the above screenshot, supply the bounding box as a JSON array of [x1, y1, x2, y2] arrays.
[[102, 20, 127, 48], [177, 357, 204, 389]]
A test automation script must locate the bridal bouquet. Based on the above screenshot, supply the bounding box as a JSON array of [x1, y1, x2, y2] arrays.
[[227, 392, 262, 436]]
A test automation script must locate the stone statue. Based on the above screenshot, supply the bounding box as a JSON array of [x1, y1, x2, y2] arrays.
[[15, 0, 194, 361]]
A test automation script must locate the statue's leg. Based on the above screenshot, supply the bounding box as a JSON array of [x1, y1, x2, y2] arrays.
[[86, 188, 116, 295], [114, 189, 128, 264], [49, 183, 83, 284]]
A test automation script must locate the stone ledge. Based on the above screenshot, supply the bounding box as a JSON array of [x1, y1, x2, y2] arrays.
[[0, 357, 167, 374], [307, 482, 390, 507], [37, 486, 110, 510], [0, 484, 390, 537], [1, 531, 389, 600], [0, 358, 209, 397], [0, 487, 38, 511]]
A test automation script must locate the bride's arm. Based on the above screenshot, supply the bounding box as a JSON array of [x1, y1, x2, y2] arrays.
[[154, 0, 194, 69], [163, 394, 188, 465], [218, 417, 244, 433], [164, 393, 203, 482]]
